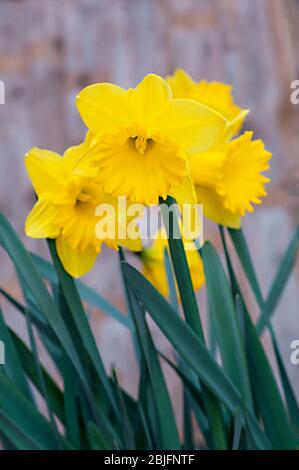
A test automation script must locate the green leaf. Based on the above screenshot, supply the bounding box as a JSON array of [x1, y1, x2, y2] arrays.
[[160, 197, 202, 336], [10, 330, 64, 422], [0, 306, 33, 401], [0, 286, 58, 347], [63, 361, 81, 447], [163, 248, 179, 310], [0, 371, 61, 449], [122, 261, 241, 413], [244, 411, 272, 450], [159, 351, 211, 448], [0, 409, 40, 450], [201, 241, 253, 410], [30, 251, 133, 331], [257, 226, 299, 333], [228, 228, 264, 308], [227, 227, 299, 431], [24, 306, 62, 448], [160, 197, 228, 449], [232, 408, 242, 450], [183, 390, 195, 449], [236, 296, 298, 449], [112, 369, 136, 449], [0, 213, 89, 390], [120, 259, 180, 450], [272, 335, 299, 431], [47, 239, 119, 417], [87, 422, 110, 450]]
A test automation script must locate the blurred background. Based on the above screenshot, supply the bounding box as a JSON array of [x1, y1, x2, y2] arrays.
[[0, 0, 299, 406]]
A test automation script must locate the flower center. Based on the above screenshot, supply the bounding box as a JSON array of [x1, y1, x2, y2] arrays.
[[77, 189, 92, 203], [130, 136, 154, 155]]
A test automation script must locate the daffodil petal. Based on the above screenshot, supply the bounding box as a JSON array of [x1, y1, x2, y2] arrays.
[[25, 148, 67, 199], [157, 99, 226, 155], [119, 236, 142, 252], [196, 185, 241, 229], [56, 236, 98, 278], [170, 173, 197, 205], [76, 83, 131, 133], [25, 199, 60, 238], [192, 80, 246, 137], [127, 74, 172, 126], [166, 70, 247, 139], [166, 68, 195, 99], [225, 109, 249, 139]]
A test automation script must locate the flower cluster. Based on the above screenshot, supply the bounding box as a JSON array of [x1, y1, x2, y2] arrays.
[[25, 70, 271, 281]]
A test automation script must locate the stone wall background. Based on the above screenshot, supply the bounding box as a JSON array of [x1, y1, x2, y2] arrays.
[[0, 0, 298, 403]]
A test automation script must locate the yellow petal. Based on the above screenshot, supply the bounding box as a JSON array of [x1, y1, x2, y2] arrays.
[[98, 193, 143, 251], [166, 68, 195, 99], [25, 199, 60, 238], [192, 80, 246, 136], [56, 236, 97, 278], [224, 109, 249, 140], [25, 148, 67, 199], [196, 185, 241, 229], [63, 132, 95, 171], [76, 83, 130, 133], [127, 74, 173, 126], [157, 99, 226, 155], [189, 151, 226, 187], [170, 173, 197, 206], [59, 201, 100, 252], [170, 174, 204, 242], [167, 71, 247, 138], [216, 132, 271, 216], [119, 236, 142, 252]]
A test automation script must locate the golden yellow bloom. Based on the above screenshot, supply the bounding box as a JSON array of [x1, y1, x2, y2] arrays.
[[167, 69, 271, 228], [166, 68, 248, 138], [75, 74, 226, 206], [190, 132, 272, 228], [25, 137, 141, 278], [141, 228, 204, 298]]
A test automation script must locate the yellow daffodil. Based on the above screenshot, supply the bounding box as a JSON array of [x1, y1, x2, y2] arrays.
[[167, 69, 271, 228], [75, 73, 226, 206], [25, 138, 141, 278], [189, 132, 271, 228], [141, 228, 204, 298]]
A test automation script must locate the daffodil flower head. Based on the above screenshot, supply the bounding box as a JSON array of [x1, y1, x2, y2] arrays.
[[141, 227, 205, 298], [191, 132, 272, 228], [166, 70, 271, 228], [25, 139, 141, 277], [75, 74, 226, 206]]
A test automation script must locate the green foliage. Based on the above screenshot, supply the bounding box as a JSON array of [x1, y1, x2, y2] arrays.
[[0, 211, 298, 450]]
